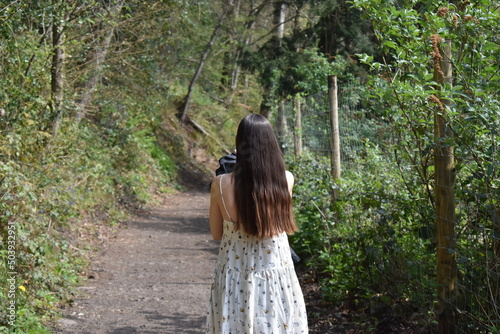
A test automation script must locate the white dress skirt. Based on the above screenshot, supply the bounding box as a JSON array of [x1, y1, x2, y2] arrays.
[[205, 219, 309, 333]]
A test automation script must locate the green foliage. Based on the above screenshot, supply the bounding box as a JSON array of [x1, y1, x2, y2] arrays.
[[0, 0, 260, 331], [307, 0, 380, 57], [0, 158, 85, 332], [351, 1, 500, 326], [288, 150, 435, 327], [0, 112, 178, 332], [1, 0, 496, 332], [0, 7, 179, 329], [285, 0, 499, 330], [293, 49, 360, 95]]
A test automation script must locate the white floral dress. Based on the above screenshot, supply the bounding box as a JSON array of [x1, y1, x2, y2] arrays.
[[206, 178, 308, 333]]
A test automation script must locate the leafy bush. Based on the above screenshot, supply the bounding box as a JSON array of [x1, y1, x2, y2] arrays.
[[0, 158, 84, 333], [0, 110, 177, 332], [288, 149, 436, 327]]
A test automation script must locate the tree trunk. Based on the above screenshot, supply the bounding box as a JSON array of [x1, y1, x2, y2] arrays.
[[221, 0, 240, 95], [433, 37, 457, 334], [275, 1, 286, 42], [76, 2, 123, 122], [179, 1, 233, 124], [259, 86, 272, 119], [50, 19, 65, 137], [259, 1, 286, 116], [232, 1, 266, 97]]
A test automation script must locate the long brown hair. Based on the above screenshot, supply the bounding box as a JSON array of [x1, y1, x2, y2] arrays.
[[234, 113, 297, 238]]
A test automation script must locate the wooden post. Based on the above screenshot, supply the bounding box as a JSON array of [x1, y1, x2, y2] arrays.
[[276, 101, 287, 153], [433, 37, 457, 334], [294, 96, 302, 157], [494, 206, 500, 314], [328, 75, 341, 181]]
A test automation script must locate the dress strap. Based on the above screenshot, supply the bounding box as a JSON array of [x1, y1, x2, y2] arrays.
[[219, 175, 234, 222]]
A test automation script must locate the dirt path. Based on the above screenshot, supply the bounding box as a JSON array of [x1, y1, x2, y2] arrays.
[[54, 190, 217, 334]]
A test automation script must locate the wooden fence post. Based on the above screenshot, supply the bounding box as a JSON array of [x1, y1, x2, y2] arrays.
[[276, 101, 287, 153], [494, 206, 500, 315], [328, 75, 341, 200], [433, 37, 458, 334], [294, 96, 302, 157]]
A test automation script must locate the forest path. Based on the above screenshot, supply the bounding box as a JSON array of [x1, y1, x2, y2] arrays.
[[54, 190, 217, 334]]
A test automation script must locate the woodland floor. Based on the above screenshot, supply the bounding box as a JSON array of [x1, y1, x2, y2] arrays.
[[52, 167, 418, 334]]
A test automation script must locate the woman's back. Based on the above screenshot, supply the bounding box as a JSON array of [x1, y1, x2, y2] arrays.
[[214, 171, 295, 222], [216, 173, 295, 272]]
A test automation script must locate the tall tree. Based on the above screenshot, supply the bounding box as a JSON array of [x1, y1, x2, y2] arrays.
[[49, 1, 68, 138], [220, 0, 240, 95], [227, 1, 269, 101], [259, 0, 287, 118], [75, 1, 124, 122], [310, 0, 378, 58], [179, 0, 233, 124]]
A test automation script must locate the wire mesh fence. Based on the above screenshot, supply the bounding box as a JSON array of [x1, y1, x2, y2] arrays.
[[273, 78, 499, 333], [277, 80, 395, 171]]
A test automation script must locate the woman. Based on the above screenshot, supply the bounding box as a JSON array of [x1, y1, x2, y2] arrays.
[[206, 114, 308, 333]]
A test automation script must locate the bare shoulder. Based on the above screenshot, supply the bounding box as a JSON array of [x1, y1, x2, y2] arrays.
[[210, 174, 222, 197], [212, 173, 234, 195]]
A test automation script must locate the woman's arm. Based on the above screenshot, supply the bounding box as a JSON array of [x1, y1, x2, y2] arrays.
[[209, 176, 224, 240], [285, 170, 295, 196]]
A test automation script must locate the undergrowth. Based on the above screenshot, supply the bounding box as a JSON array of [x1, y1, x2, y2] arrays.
[[0, 112, 177, 332], [287, 150, 436, 331]]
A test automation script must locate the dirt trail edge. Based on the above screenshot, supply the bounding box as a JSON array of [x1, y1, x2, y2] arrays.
[[54, 191, 217, 334]]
